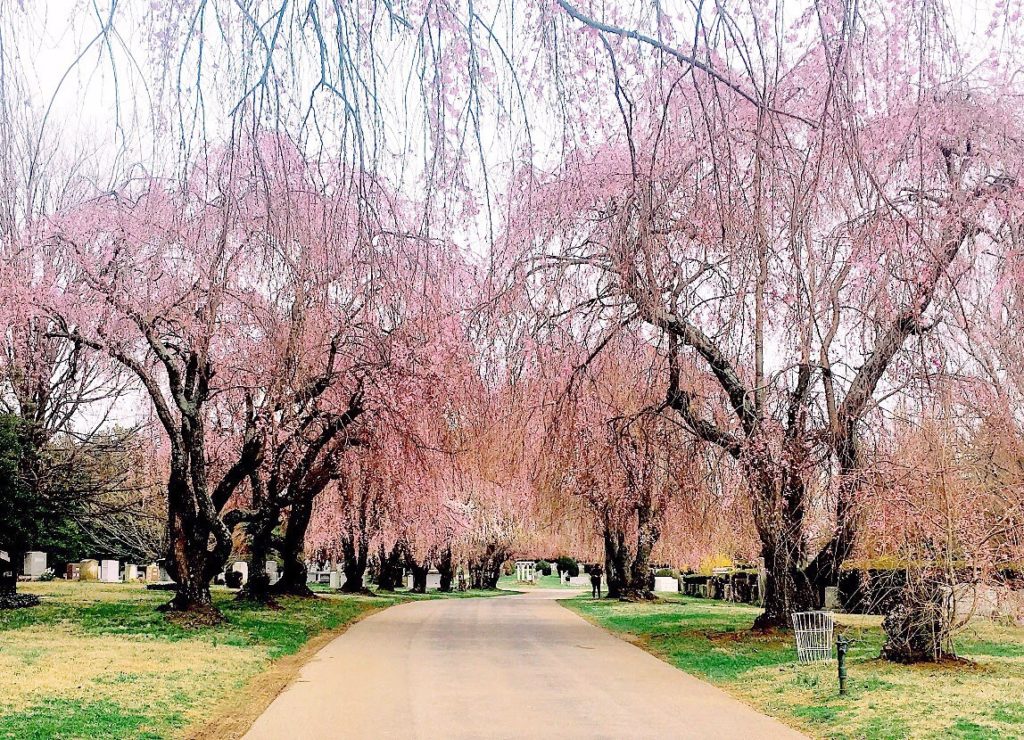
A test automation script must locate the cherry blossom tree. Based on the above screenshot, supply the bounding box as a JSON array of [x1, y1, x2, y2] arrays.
[[44, 137, 432, 615], [504, 0, 1024, 626], [534, 336, 708, 598]]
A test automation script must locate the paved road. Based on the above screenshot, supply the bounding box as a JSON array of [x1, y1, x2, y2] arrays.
[[244, 590, 806, 739]]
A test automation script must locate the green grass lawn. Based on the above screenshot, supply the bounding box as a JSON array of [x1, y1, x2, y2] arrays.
[[498, 573, 584, 589], [0, 581, 510, 739], [563, 594, 1024, 739]]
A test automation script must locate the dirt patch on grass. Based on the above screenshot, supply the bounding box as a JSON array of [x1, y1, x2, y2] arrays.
[[186, 604, 388, 740]]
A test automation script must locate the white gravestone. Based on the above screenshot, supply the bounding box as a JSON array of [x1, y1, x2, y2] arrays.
[[232, 561, 249, 584], [265, 561, 279, 584], [100, 559, 120, 583], [653, 576, 679, 593], [23, 551, 47, 578], [426, 571, 442, 590], [123, 564, 138, 582], [329, 571, 341, 589]]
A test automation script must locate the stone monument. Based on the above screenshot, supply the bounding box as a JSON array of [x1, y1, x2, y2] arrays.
[[100, 560, 120, 583], [22, 551, 47, 579], [79, 559, 100, 581]]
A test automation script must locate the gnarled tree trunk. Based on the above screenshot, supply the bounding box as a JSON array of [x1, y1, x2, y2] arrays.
[[407, 554, 428, 594], [470, 544, 504, 589], [273, 496, 316, 597], [339, 533, 369, 593], [437, 546, 454, 592], [376, 542, 406, 591], [238, 509, 278, 604], [161, 459, 233, 620]]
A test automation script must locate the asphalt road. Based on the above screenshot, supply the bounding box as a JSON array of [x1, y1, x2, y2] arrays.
[[244, 589, 807, 739]]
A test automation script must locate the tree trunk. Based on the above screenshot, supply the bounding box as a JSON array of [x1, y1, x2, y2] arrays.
[[407, 556, 428, 594], [744, 457, 817, 629], [603, 529, 625, 599], [753, 538, 816, 630], [239, 511, 278, 604], [806, 433, 864, 599], [470, 546, 503, 589], [339, 535, 369, 593], [272, 497, 315, 597], [437, 546, 454, 592], [483, 558, 501, 589], [603, 526, 656, 600], [376, 543, 405, 591], [623, 496, 658, 600], [161, 469, 221, 619]]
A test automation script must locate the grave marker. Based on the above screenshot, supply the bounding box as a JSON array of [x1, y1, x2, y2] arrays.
[[22, 551, 47, 579], [100, 560, 120, 583], [79, 560, 99, 581]]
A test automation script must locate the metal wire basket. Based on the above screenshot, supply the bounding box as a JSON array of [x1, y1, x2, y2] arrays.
[[792, 610, 835, 663]]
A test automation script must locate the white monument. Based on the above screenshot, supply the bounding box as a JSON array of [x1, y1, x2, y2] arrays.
[[232, 561, 249, 584], [22, 551, 47, 578], [123, 564, 139, 582], [515, 561, 536, 582], [265, 561, 279, 584], [329, 571, 341, 589], [653, 576, 679, 593], [100, 559, 120, 583]]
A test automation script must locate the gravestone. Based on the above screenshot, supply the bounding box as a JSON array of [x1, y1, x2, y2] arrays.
[[22, 551, 47, 579], [426, 571, 442, 590], [66, 562, 81, 581], [653, 576, 679, 593], [100, 560, 120, 583], [123, 564, 139, 582], [265, 561, 279, 585], [144, 564, 161, 583], [0, 551, 13, 594], [329, 571, 341, 589], [0, 551, 40, 609], [79, 559, 100, 581], [231, 561, 248, 584]]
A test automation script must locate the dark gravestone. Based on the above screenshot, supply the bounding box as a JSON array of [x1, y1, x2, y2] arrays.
[[0, 551, 14, 596], [0, 551, 40, 609]]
